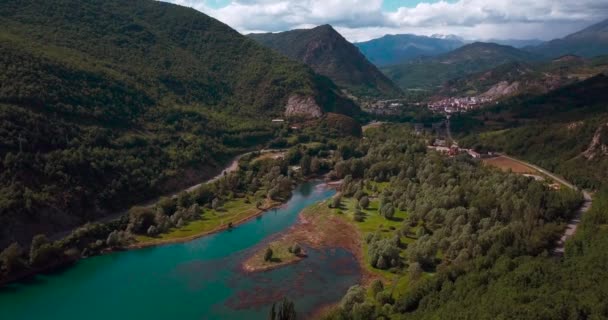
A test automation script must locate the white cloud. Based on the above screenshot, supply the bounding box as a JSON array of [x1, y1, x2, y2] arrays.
[[166, 0, 608, 41]]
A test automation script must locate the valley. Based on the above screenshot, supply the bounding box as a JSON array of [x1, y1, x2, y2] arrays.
[[2, 1, 608, 320]]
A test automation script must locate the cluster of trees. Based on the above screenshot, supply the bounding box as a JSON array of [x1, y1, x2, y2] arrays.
[[391, 189, 608, 319], [0, 220, 127, 282], [319, 124, 585, 319]]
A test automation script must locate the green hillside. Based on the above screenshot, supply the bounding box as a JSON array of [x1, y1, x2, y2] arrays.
[[354, 34, 464, 66], [0, 0, 357, 247], [249, 25, 402, 98], [382, 42, 542, 90], [437, 55, 608, 98], [455, 75, 608, 189], [528, 19, 608, 58]]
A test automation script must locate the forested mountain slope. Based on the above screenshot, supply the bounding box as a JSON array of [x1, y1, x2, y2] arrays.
[[437, 56, 608, 99], [354, 34, 464, 66], [528, 18, 608, 58], [249, 25, 402, 98], [382, 42, 542, 90], [0, 0, 357, 247], [455, 75, 608, 189]]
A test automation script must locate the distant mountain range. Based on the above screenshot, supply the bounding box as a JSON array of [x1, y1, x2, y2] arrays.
[[249, 25, 402, 98], [381, 42, 541, 90], [375, 19, 608, 91], [354, 34, 464, 66], [487, 39, 544, 48], [528, 19, 608, 58]]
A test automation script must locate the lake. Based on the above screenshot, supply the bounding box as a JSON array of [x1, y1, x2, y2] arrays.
[[0, 182, 360, 320]]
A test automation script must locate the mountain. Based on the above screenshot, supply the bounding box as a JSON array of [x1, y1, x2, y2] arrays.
[[382, 42, 542, 90], [355, 34, 464, 66], [249, 25, 402, 98], [529, 19, 608, 58], [0, 0, 358, 247], [437, 55, 608, 100], [456, 74, 608, 189], [486, 39, 544, 48]]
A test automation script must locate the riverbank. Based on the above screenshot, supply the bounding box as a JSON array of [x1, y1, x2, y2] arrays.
[[0, 181, 350, 320], [241, 199, 383, 284], [129, 198, 282, 249]]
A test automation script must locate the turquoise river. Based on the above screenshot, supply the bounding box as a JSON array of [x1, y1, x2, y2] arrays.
[[0, 182, 361, 319]]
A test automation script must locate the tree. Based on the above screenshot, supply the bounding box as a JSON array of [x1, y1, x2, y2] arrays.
[[291, 243, 302, 255], [352, 302, 375, 320], [341, 285, 365, 312], [310, 157, 321, 174], [380, 203, 395, 220], [359, 196, 370, 209], [269, 298, 297, 320], [147, 225, 158, 236], [29, 234, 61, 267], [354, 209, 366, 222], [157, 197, 177, 216], [193, 185, 214, 206], [211, 198, 221, 210], [331, 194, 342, 209], [177, 191, 193, 208], [377, 256, 388, 269], [408, 262, 423, 281], [370, 279, 384, 296], [264, 247, 274, 262], [127, 207, 156, 234], [300, 154, 312, 176], [30, 234, 49, 255], [0, 243, 26, 275]]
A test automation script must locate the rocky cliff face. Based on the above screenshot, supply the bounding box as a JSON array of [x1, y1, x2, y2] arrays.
[[284, 95, 323, 118], [481, 81, 521, 99], [583, 123, 608, 160]]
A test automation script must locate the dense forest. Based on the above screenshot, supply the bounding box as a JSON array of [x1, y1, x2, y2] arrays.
[[0, 0, 359, 247], [313, 125, 591, 319]]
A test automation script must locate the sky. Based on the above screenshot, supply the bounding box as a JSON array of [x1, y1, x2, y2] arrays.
[[167, 0, 608, 42]]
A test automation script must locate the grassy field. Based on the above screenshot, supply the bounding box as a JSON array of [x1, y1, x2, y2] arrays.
[[483, 156, 538, 174], [135, 197, 276, 245], [335, 197, 424, 298]]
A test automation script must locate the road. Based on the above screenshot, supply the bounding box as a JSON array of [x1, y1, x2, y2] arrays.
[[445, 118, 593, 255]]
